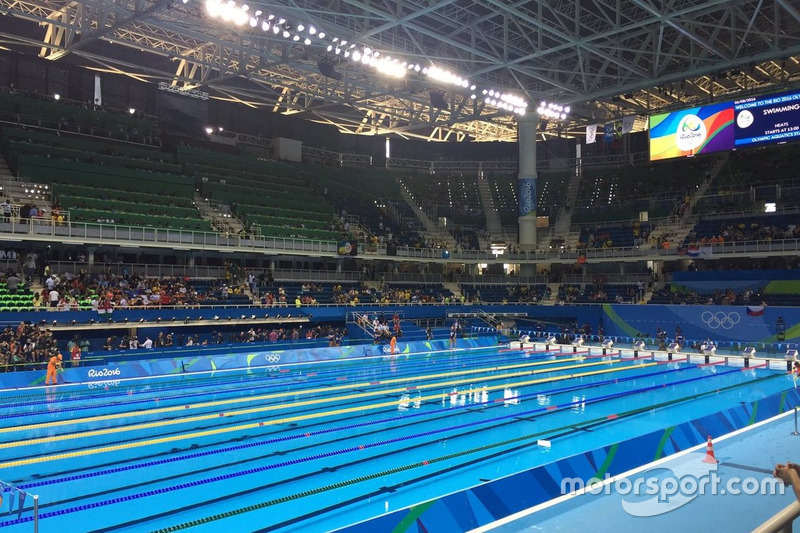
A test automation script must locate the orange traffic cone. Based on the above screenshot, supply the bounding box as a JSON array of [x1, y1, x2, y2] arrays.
[[702, 435, 718, 464]]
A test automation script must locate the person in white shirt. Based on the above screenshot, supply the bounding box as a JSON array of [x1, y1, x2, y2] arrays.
[[129, 337, 139, 349], [142, 337, 153, 349], [48, 289, 60, 308]]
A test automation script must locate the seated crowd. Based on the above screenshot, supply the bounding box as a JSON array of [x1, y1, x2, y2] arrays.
[[101, 324, 346, 351], [649, 284, 765, 306], [687, 219, 800, 245], [39, 269, 250, 311], [0, 322, 58, 369]]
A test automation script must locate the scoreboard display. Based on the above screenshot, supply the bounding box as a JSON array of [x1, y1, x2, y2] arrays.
[[647, 88, 800, 160], [734, 89, 800, 147], [648, 102, 734, 161]]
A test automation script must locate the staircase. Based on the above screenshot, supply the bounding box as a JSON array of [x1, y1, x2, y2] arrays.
[[646, 154, 729, 249], [194, 193, 246, 235], [345, 214, 375, 244], [0, 155, 52, 209], [476, 175, 502, 239], [538, 171, 581, 251], [687, 153, 729, 216], [397, 180, 458, 250], [645, 217, 698, 250], [443, 281, 463, 301], [542, 283, 561, 305]]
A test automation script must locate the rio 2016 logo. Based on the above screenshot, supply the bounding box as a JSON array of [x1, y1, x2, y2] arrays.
[[519, 180, 535, 216], [675, 114, 707, 152], [87, 368, 122, 378]]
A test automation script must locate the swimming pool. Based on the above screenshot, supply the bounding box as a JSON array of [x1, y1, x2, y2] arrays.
[[0, 343, 794, 532]]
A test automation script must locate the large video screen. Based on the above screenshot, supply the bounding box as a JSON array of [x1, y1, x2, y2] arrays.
[[734, 90, 800, 147], [649, 102, 734, 161]]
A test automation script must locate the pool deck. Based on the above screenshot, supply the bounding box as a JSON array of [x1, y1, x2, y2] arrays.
[[473, 408, 800, 532]]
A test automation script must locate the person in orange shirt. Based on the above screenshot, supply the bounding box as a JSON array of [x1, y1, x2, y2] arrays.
[[390, 335, 397, 355], [45, 352, 63, 385]]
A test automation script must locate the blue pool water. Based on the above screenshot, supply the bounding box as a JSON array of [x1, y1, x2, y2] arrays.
[[0, 345, 792, 532]]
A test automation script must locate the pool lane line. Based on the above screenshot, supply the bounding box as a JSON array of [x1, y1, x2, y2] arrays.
[[0, 360, 660, 465], [0, 354, 611, 436], [0, 343, 515, 403], [18, 363, 699, 491], [0, 357, 634, 454], [0, 352, 593, 435], [250, 366, 778, 533], [3, 361, 752, 529], [0, 344, 543, 411], [0, 347, 563, 422], [138, 371, 786, 533]]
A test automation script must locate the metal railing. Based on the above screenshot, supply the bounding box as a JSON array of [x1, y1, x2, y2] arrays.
[[753, 502, 800, 533], [753, 408, 800, 533], [4, 217, 800, 265]]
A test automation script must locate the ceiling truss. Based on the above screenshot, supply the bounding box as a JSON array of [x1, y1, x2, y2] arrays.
[[1, 0, 800, 141]]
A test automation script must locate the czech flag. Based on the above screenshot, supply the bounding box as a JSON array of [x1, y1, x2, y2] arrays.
[[746, 305, 765, 317]]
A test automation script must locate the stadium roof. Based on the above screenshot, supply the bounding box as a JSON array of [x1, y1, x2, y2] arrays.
[[1, 0, 800, 141]]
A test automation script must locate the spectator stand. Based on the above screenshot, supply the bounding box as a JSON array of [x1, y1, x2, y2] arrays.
[[459, 283, 549, 304], [576, 220, 652, 250], [686, 212, 800, 246]]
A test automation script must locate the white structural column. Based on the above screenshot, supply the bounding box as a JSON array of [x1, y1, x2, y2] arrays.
[[517, 113, 538, 252]]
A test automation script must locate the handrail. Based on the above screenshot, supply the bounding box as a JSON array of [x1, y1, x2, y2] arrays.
[[5, 217, 800, 264], [752, 501, 800, 533]]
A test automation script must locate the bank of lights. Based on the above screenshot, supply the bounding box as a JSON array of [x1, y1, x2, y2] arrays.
[[537, 101, 570, 120], [202, 0, 528, 109], [481, 89, 528, 115], [206, 0, 327, 42]]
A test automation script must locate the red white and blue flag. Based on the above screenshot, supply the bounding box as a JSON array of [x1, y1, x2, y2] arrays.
[[746, 305, 765, 316]]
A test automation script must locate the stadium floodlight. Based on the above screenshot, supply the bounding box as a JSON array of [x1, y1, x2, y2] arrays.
[[537, 100, 569, 120], [375, 57, 406, 78], [54, 93, 61, 101], [128, 108, 136, 114], [308, 26, 316, 35]]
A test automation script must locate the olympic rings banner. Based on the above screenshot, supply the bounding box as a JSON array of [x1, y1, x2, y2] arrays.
[[600, 303, 796, 343]]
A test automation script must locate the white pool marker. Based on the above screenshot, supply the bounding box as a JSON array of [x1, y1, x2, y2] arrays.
[[537, 439, 552, 448]]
